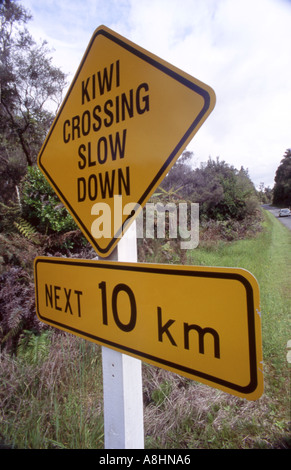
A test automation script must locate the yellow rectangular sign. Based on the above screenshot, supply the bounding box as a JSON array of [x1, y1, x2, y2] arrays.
[[34, 257, 263, 400]]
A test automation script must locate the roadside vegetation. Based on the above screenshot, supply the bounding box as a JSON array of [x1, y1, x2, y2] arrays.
[[1, 207, 290, 449], [0, 0, 290, 449]]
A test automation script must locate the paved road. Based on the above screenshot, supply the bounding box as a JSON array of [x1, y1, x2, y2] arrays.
[[262, 204, 291, 231]]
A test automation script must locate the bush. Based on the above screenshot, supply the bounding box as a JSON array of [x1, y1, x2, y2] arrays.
[[161, 156, 260, 222], [21, 167, 77, 234], [0, 266, 46, 353]]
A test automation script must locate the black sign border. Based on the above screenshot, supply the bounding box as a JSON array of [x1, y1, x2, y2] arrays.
[[38, 26, 214, 255], [35, 258, 260, 397]]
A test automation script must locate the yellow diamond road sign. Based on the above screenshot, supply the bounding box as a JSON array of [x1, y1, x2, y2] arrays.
[[34, 257, 263, 400], [38, 25, 215, 257]]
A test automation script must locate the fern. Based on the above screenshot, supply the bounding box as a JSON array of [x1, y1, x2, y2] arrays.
[[17, 330, 51, 364], [14, 218, 40, 243], [0, 201, 21, 232]]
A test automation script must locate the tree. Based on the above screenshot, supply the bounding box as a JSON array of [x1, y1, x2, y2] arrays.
[[257, 182, 273, 204], [161, 155, 259, 221], [273, 149, 291, 207], [0, 0, 67, 203], [161, 151, 194, 193]]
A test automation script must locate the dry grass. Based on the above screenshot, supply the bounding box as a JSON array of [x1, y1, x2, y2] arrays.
[[0, 330, 290, 449], [0, 333, 104, 449], [142, 364, 290, 449]]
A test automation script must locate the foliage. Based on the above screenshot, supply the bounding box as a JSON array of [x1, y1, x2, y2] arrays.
[[199, 214, 263, 246], [138, 154, 263, 265], [14, 217, 39, 243], [0, 203, 290, 449], [0, 266, 45, 353], [0, 231, 39, 273], [161, 154, 260, 222], [21, 166, 77, 234], [0, 199, 21, 232], [273, 149, 291, 207], [257, 182, 273, 204], [17, 329, 51, 364], [0, 335, 104, 449], [0, 0, 67, 203], [137, 184, 194, 264], [0, 165, 88, 257]]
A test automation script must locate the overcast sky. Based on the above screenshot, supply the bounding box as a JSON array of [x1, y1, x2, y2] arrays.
[[20, 0, 291, 188]]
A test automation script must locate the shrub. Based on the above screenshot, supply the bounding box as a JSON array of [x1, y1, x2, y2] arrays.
[[21, 166, 77, 234], [0, 266, 46, 353]]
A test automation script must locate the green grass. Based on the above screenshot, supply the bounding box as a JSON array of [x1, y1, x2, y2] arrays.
[[189, 210, 291, 370], [0, 209, 290, 449], [0, 335, 105, 449]]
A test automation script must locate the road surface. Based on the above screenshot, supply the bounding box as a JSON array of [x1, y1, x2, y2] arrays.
[[262, 204, 291, 231]]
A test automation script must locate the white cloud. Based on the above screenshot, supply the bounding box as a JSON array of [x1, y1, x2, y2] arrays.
[[20, 0, 291, 187]]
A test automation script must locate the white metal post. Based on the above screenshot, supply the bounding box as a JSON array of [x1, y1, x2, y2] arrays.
[[101, 221, 144, 449]]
